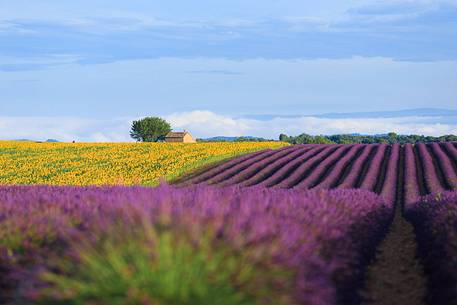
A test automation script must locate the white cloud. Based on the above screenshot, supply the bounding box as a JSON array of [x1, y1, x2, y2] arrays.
[[166, 111, 250, 136], [168, 111, 457, 138], [0, 111, 455, 142], [0, 116, 133, 142]]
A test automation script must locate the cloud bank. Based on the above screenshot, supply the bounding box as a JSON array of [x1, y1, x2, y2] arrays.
[[0, 116, 132, 142], [0, 111, 456, 142], [167, 111, 457, 138]]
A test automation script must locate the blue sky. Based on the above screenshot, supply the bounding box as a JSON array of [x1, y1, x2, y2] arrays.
[[0, 0, 456, 140]]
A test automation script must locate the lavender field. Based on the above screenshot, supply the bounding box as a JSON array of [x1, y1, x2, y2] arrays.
[[1, 142, 457, 305], [180, 143, 457, 203]]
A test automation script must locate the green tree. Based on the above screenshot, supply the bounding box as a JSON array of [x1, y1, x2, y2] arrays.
[[279, 134, 289, 142], [387, 132, 398, 144], [130, 117, 172, 142]]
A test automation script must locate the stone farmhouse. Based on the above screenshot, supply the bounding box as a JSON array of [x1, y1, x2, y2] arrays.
[[164, 131, 197, 143]]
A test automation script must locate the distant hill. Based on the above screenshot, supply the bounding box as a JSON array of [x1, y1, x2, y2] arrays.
[[198, 136, 273, 142], [317, 108, 457, 119], [11, 139, 60, 143], [199, 136, 239, 141], [244, 108, 457, 121]]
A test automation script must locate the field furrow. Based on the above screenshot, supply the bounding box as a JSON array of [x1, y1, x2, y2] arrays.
[[442, 142, 457, 172], [337, 144, 377, 189], [416, 143, 446, 192], [274, 145, 340, 188], [292, 145, 352, 190], [429, 143, 457, 189], [202, 147, 291, 185], [360, 144, 389, 192], [404, 144, 422, 207], [255, 145, 327, 187], [180, 150, 267, 186], [213, 146, 305, 187], [237, 146, 314, 187], [311, 144, 365, 190], [379, 144, 401, 204]]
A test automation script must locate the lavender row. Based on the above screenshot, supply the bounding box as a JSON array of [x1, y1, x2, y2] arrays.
[[379, 144, 400, 205], [416, 143, 446, 193], [255, 146, 328, 188], [237, 147, 315, 187], [181, 149, 267, 185], [0, 185, 393, 305], [336, 145, 376, 189], [405, 191, 457, 305], [403, 144, 422, 208], [359, 144, 389, 192], [201, 147, 289, 185], [292, 145, 352, 190], [214, 146, 306, 187], [430, 143, 457, 189], [311, 145, 364, 190], [274, 145, 340, 189], [443, 142, 457, 163]]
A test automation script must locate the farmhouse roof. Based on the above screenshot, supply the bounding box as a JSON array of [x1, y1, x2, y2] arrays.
[[165, 132, 191, 138]]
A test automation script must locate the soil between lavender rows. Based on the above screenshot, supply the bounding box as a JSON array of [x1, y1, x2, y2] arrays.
[[359, 207, 427, 305]]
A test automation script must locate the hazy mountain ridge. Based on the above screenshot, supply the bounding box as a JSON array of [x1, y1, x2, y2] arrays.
[[243, 108, 457, 121]]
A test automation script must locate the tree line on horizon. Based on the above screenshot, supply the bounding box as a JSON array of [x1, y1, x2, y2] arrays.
[[279, 132, 457, 145]]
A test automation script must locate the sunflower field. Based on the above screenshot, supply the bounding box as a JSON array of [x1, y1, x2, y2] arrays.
[[0, 141, 288, 186]]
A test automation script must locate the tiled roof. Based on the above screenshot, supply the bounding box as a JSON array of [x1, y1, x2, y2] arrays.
[[165, 132, 189, 138]]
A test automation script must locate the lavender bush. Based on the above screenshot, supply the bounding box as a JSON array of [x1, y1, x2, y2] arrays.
[[406, 191, 457, 305], [0, 185, 392, 305]]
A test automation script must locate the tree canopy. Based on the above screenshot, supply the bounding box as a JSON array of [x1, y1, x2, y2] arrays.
[[130, 117, 172, 142]]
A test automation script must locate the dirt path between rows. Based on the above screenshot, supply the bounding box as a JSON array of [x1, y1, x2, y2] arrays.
[[359, 207, 427, 305]]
